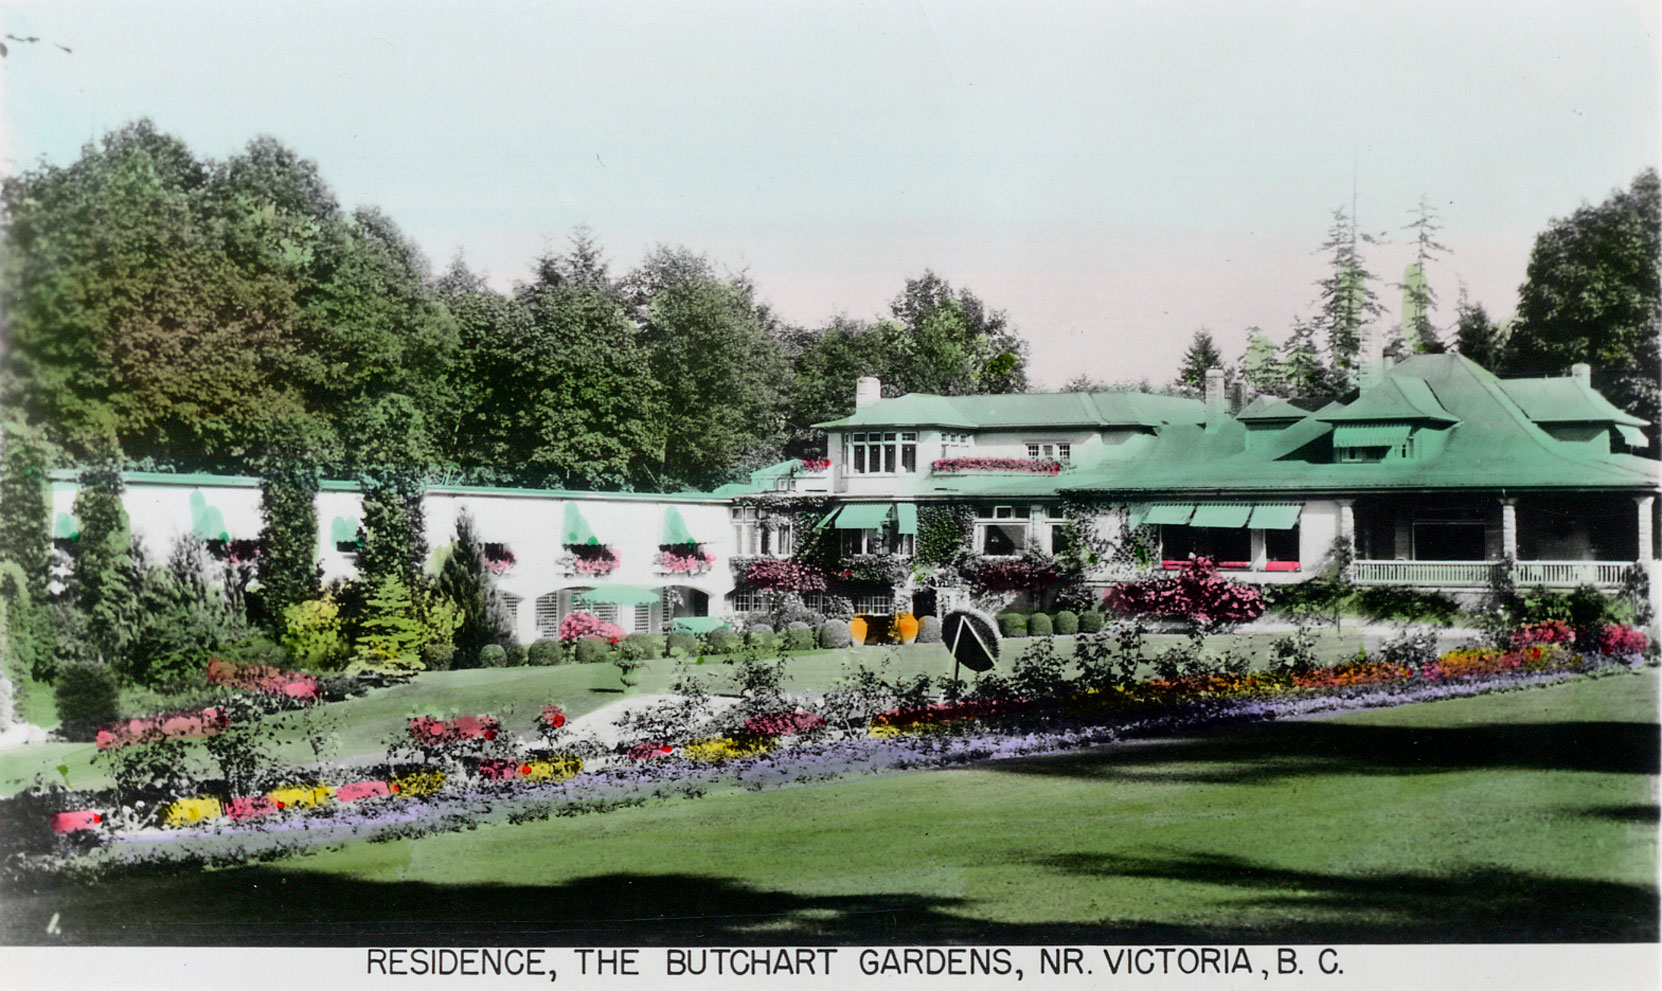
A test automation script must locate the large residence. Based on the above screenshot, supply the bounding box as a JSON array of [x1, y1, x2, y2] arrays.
[[48, 354, 1660, 642]]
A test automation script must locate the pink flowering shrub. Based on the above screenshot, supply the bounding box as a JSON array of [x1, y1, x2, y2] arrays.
[[627, 741, 674, 762], [205, 656, 318, 701], [408, 715, 502, 745], [742, 558, 828, 592], [800, 457, 830, 471], [657, 547, 715, 575], [540, 704, 567, 729], [1104, 557, 1266, 625], [559, 611, 626, 643], [933, 457, 1061, 475], [743, 711, 826, 736], [96, 706, 230, 750], [1595, 624, 1649, 656], [972, 555, 1067, 593], [1510, 620, 1576, 648]]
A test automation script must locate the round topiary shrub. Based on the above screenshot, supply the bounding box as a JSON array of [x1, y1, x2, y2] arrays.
[[666, 630, 697, 657], [916, 614, 943, 643], [504, 643, 528, 667], [54, 663, 119, 743], [528, 639, 564, 666], [997, 612, 1028, 637], [626, 633, 667, 658], [1054, 610, 1079, 635], [421, 642, 456, 671], [479, 644, 507, 668], [574, 636, 611, 665], [1028, 612, 1054, 636], [704, 629, 740, 655], [1078, 610, 1106, 634], [818, 620, 852, 649], [746, 624, 776, 651], [784, 621, 816, 651], [618, 637, 651, 662]]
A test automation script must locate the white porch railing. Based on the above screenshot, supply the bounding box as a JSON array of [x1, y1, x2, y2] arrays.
[[1353, 559, 1632, 588]]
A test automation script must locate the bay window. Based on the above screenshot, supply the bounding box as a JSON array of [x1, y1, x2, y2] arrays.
[[845, 431, 918, 474]]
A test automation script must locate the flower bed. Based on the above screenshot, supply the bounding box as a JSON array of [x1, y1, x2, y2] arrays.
[[681, 736, 777, 762], [540, 705, 567, 730], [96, 707, 230, 750], [407, 715, 501, 745], [1510, 620, 1576, 647], [1596, 624, 1649, 656], [932, 457, 1062, 475], [205, 656, 318, 700], [1104, 557, 1265, 625], [743, 711, 826, 736], [656, 547, 715, 576], [742, 558, 828, 593]]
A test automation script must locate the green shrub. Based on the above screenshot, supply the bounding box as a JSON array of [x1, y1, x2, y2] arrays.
[[818, 620, 852, 649], [625, 633, 667, 658], [1078, 610, 1105, 634], [54, 664, 119, 742], [704, 629, 740, 655], [665, 630, 697, 658], [503, 643, 528, 666], [997, 612, 1028, 637], [478, 644, 507, 668], [783, 621, 816, 651], [746, 624, 776, 651], [1053, 610, 1079, 635], [528, 639, 564, 666], [618, 637, 651, 662], [420, 642, 456, 671], [574, 637, 611, 665], [1028, 612, 1054, 636], [916, 615, 943, 643]]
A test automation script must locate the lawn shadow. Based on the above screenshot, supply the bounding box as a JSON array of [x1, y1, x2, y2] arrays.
[[1029, 851, 1658, 942], [983, 718, 1660, 785]]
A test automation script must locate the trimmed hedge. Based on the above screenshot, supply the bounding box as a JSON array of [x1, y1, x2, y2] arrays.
[[528, 639, 563, 666], [54, 664, 119, 743], [421, 642, 456, 671], [818, 620, 852, 649], [746, 624, 775, 651], [704, 629, 741, 655], [1078, 610, 1106, 634], [996, 612, 1028, 637], [1054, 610, 1079, 635], [626, 633, 667, 658], [783, 622, 816, 651], [573, 637, 611, 664], [916, 615, 943, 643], [479, 644, 507, 668], [1028, 612, 1054, 636], [666, 630, 698, 657], [618, 637, 652, 662]]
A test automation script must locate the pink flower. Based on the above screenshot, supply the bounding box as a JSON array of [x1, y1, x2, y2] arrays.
[[559, 611, 627, 643]]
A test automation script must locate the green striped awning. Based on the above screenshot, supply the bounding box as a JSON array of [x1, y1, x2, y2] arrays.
[[1143, 503, 1195, 526], [330, 516, 360, 544], [563, 503, 599, 546], [816, 507, 841, 529], [1247, 503, 1303, 530], [577, 585, 661, 607], [189, 490, 229, 542], [834, 503, 895, 529], [1332, 423, 1411, 450], [1616, 424, 1649, 448], [661, 507, 698, 545], [1189, 503, 1252, 528], [52, 512, 78, 541], [896, 503, 918, 536], [1125, 505, 1150, 528]]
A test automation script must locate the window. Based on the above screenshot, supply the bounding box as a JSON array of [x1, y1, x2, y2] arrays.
[[1026, 441, 1065, 460], [942, 432, 972, 448], [981, 522, 1027, 554], [731, 505, 760, 554], [633, 604, 653, 632], [1056, 443, 1071, 463], [1265, 526, 1299, 564], [1338, 447, 1389, 463], [502, 593, 522, 629], [848, 431, 916, 474], [774, 520, 794, 556], [842, 528, 888, 556], [853, 594, 894, 615], [729, 590, 768, 614], [901, 432, 917, 472], [989, 505, 1030, 520]]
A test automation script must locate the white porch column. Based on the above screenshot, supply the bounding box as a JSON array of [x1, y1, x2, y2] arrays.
[[1500, 498, 1518, 560], [1336, 499, 1355, 553], [1250, 529, 1267, 571], [1638, 495, 1656, 563]]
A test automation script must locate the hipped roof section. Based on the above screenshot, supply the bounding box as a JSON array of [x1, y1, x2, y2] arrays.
[[813, 389, 1207, 430]]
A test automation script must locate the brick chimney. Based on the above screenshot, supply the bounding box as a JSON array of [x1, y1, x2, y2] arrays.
[[1204, 368, 1226, 413], [855, 376, 882, 409], [1571, 363, 1591, 387]]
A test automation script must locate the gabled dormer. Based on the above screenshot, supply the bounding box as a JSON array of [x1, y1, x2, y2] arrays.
[[1498, 363, 1651, 454], [1317, 374, 1459, 463]]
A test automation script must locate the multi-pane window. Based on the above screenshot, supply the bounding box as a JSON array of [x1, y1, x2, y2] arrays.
[[976, 505, 1030, 554], [846, 432, 918, 474], [730, 590, 768, 614], [1026, 441, 1068, 461], [731, 506, 760, 554], [774, 520, 794, 556], [853, 594, 894, 615], [942, 432, 972, 448], [633, 604, 653, 632]]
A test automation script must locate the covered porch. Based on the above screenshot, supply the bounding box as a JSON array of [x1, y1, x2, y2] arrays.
[[1349, 492, 1654, 589]]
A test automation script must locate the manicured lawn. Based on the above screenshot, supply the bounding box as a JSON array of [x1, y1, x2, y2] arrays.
[[0, 629, 1375, 798], [5, 666, 1653, 945]]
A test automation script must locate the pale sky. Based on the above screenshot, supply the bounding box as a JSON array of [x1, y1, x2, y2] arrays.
[[1, 0, 1656, 387]]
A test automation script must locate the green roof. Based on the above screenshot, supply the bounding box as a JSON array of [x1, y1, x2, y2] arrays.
[[1237, 396, 1312, 422], [1319, 375, 1458, 424], [813, 389, 1206, 431], [1499, 377, 1649, 426]]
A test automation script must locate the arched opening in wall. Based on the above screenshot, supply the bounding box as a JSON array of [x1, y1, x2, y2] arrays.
[[664, 586, 709, 623], [534, 588, 616, 637]]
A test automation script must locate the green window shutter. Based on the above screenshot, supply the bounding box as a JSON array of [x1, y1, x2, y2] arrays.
[[896, 503, 918, 535], [1246, 504, 1302, 530], [1188, 504, 1252, 528], [563, 503, 599, 546]]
